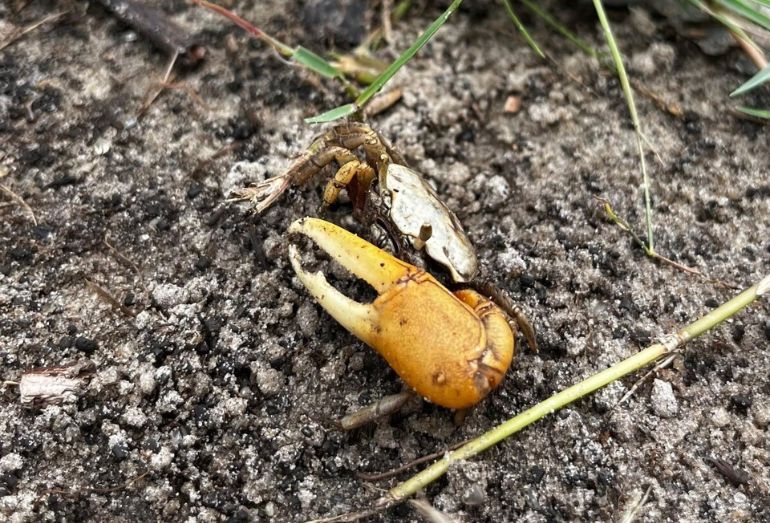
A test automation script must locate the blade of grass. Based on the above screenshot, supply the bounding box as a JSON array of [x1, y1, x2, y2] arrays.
[[499, 0, 545, 58], [519, 0, 600, 59], [714, 0, 770, 31], [193, 0, 343, 79], [731, 63, 770, 96], [593, 0, 655, 255], [305, 103, 358, 124], [736, 105, 770, 118], [307, 0, 465, 123]]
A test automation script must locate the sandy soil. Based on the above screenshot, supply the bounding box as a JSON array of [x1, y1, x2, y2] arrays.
[[1, 1, 769, 521]]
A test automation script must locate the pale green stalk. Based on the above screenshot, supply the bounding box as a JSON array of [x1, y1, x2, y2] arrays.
[[387, 274, 769, 500], [593, 0, 655, 255], [500, 0, 545, 58]]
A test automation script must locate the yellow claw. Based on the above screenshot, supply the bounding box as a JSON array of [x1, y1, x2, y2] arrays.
[[288, 217, 515, 410]]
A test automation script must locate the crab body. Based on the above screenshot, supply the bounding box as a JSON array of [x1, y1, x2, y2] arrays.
[[380, 163, 478, 282], [231, 123, 478, 282]]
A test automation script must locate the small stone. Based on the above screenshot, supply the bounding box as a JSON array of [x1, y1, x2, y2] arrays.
[[150, 447, 174, 471], [710, 407, 730, 428], [296, 302, 319, 338], [122, 406, 148, 428], [0, 453, 23, 473], [138, 371, 157, 396], [74, 336, 98, 354], [650, 379, 678, 418], [463, 483, 486, 506], [503, 95, 521, 114], [484, 175, 510, 208], [750, 401, 770, 428], [255, 366, 285, 397], [152, 283, 185, 308]]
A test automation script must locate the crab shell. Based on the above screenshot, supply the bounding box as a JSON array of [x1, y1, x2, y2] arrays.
[[380, 163, 479, 283]]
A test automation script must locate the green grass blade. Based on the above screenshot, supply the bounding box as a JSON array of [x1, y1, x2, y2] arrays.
[[294, 47, 341, 79], [520, 0, 600, 59], [304, 103, 358, 124], [731, 64, 770, 96], [499, 0, 545, 58], [354, 0, 464, 106], [714, 0, 770, 30], [593, 0, 655, 254], [307, 0, 465, 123], [736, 105, 770, 118]]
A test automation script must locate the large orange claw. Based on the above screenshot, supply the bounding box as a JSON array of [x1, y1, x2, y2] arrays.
[[288, 218, 516, 409]]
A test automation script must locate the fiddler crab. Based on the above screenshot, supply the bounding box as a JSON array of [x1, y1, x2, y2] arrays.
[[232, 123, 536, 428]]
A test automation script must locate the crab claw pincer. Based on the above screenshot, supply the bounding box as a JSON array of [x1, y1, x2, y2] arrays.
[[288, 218, 516, 410]]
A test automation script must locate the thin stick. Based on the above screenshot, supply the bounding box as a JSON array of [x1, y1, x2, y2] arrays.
[[0, 11, 68, 51], [36, 471, 149, 502], [356, 439, 469, 482], [85, 279, 137, 317], [192, 0, 293, 57], [597, 197, 702, 277], [613, 353, 676, 409], [0, 184, 37, 225], [731, 29, 768, 69]]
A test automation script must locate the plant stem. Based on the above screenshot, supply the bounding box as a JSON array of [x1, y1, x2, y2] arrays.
[[500, 0, 545, 58], [387, 274, 769, 500], [592, 0, 655, 255]]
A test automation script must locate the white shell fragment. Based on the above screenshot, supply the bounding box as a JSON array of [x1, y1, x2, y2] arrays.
[[18, 360, 94, 406], [383, 164, 478, 282]]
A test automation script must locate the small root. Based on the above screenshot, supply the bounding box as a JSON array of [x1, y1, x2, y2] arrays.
[[0, 184, 37, 225], [356, 439, 468, 481]]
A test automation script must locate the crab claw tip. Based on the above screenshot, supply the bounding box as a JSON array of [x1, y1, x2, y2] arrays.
[[288, 217, 411, 293]]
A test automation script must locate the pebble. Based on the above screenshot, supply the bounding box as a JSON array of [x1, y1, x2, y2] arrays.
[[0, 453, 23, 473], [138, 370, 157, 396], [296, 302, 319, 338], [122, 406, 148, 428], [750, 400, 770, 428], [650, 379, 678, 418], [255, 366, 285, 397], [710, 407, 731, 428], [150, 446, 174, 471], [152, 283, 185, 308]]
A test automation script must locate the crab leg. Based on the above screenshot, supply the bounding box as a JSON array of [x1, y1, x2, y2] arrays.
[[229, 146, 358, 214]]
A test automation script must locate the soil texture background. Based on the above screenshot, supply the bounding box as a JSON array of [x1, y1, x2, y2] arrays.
[[1, 1, 769, 521]]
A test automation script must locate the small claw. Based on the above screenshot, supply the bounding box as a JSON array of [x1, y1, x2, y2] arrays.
[[227, 174, 291, 214]]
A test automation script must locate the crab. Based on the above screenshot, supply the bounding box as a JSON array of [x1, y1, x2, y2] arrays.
[[233, 123, 537, 426]]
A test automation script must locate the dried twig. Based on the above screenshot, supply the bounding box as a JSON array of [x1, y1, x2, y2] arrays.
[[0, 11, 68, 51], [0, 184, 37, 225], [85, 279, 137, 317], [356, 439, 468, 482]]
